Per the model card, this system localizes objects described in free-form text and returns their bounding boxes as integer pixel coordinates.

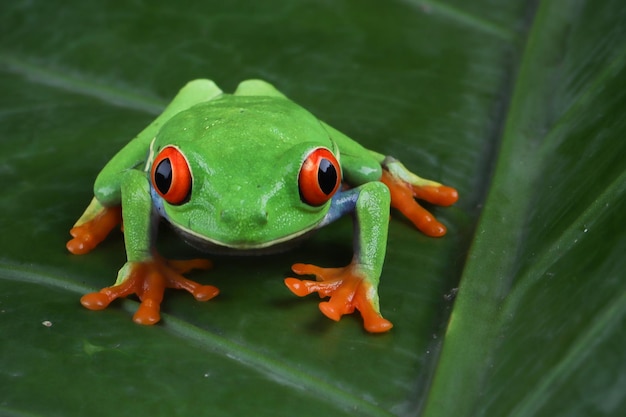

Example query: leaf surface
[1,1,624,416]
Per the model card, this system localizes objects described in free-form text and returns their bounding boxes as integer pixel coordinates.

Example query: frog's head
[147,96,342,254]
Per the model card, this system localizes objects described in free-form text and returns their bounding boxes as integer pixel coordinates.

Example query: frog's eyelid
[145,137,158,172]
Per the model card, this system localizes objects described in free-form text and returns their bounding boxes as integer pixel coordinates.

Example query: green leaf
[0,1,623,416]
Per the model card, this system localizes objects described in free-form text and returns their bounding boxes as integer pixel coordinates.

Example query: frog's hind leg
[67,198,122,255]
[380,157,458,237]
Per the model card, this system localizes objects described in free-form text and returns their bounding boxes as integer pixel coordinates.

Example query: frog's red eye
[151,146,192,205]
[298,148,341,206]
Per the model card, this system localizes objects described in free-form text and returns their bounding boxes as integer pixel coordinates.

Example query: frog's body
[68,79,458,333]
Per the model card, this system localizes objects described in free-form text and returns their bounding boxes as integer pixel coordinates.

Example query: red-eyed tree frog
[67,79,458,333]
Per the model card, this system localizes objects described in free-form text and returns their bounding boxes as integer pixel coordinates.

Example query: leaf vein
[0,54,166,115]
[508,290,626,417]
[537,44,626,157]
[402,0,518,41]
[509,167,626,298]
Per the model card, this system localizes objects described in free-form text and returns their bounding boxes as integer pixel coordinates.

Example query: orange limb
[67,206,122,255]
[379,170,458,237]
[285,263,393,333]
[81,257,217,325]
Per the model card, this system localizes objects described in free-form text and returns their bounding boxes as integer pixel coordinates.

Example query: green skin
[69,79,457,333]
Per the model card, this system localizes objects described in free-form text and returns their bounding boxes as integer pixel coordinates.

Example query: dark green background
[1,1,624,416]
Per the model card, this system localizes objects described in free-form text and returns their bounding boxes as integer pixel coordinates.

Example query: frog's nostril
[256,210,269,225]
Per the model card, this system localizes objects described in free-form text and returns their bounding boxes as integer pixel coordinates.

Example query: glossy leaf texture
[0,1,624,416]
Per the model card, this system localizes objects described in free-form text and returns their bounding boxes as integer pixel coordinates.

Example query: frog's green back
[156,95,336,158]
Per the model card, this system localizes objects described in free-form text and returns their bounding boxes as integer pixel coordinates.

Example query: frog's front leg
[81,256,216,324]
[285,183,393,333]
[79,170,219,324]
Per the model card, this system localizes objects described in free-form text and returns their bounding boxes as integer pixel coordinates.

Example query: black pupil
[318,159,337,195]
[155,158,172,194]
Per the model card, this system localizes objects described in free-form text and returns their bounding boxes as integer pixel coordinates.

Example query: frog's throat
[170,221,321,255]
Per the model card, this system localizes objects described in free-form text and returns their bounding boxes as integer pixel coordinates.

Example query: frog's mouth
[168,223,319,256]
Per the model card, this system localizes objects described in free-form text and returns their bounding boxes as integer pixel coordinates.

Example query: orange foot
[81,257,218,325]
[380,170,458,237]
[67,205,122,255]
[285,263,393,333]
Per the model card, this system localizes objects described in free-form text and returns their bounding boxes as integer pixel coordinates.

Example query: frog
[67,79,458,333]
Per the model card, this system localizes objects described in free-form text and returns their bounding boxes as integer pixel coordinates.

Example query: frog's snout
[219,207,269,227]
